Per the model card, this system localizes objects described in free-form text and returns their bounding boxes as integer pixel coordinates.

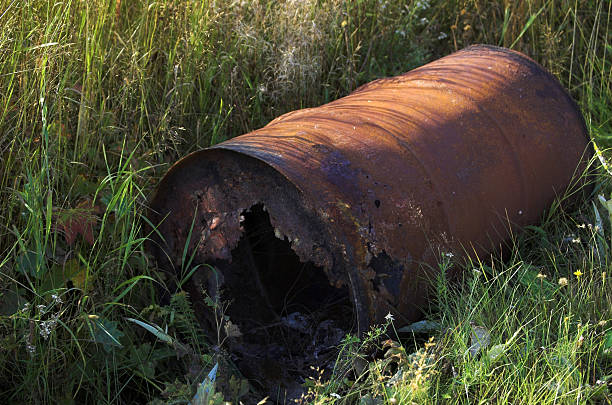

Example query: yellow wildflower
[573,270,583,279]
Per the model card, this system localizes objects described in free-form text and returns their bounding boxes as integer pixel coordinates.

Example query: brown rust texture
[148,45,591,330]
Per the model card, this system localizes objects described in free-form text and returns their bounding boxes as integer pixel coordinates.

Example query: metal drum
[148,45,591,333]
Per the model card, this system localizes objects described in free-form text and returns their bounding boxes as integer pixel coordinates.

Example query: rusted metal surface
[148,45,590,335]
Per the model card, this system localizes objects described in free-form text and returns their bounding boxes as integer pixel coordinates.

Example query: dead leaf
[63,258,88,289]
[224,320,243,338]
[56,200,97,246]
[40,258,90,293]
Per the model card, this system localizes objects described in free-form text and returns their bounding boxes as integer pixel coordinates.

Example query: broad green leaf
[16,251,46,278]
[125,317,173,344]
[487,344,507,362]
[0,290,27,316]
[130,343,156,379]
[89,317,124,352]
[604,330,612,358]
[41,258,89,293]
[468,324,491,357]
[605,330,612,350]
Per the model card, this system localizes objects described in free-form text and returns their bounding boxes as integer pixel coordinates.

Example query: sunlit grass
[0,0,610,403]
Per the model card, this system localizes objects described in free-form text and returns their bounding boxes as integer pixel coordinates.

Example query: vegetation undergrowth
[0,0,609,403]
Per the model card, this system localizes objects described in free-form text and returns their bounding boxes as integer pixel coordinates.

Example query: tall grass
[0,0,609,403]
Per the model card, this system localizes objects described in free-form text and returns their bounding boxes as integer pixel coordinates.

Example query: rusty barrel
[148,45,590,332]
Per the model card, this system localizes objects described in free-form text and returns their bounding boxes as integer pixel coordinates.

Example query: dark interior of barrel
[203,203,355,402]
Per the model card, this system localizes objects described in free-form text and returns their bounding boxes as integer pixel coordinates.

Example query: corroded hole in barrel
[205,203,354,398]
[150,151,359,399]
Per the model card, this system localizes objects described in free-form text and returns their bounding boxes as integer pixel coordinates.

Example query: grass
[0,0,610,403]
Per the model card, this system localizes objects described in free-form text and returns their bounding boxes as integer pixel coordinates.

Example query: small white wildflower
[43,327,51,338]
[395,29,406,37]
[415,0,430,10]
[444,252,454,258]
[330,393,341,399]
[21,302,30,312]
[39,324,51,340]
[562,234,581,244]
[51,294,62,304]
[37,304,46,313]
[437,32,448,40]
[419,17,429,25]
[385,312,395,322]
[257,83,266,94]
[26,343,36,355]
[39,316,58,340]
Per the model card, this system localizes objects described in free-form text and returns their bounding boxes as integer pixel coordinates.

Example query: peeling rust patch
[147,45,591,401]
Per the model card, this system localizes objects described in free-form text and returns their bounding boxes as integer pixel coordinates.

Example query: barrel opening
[211,203,354,398]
